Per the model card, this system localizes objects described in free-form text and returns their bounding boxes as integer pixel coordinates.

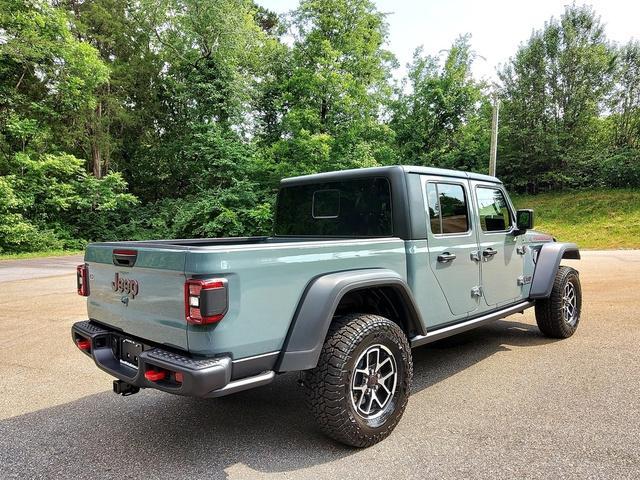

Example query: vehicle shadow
[411,317,558,392]
[0,318,556,479]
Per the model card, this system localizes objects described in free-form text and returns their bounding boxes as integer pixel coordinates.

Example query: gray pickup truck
[72,166,581,447]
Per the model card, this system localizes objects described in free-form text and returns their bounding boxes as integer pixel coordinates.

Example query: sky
[257,0,640,83]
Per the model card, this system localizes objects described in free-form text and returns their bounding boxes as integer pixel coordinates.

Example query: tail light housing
[77,264,89,296]
[185,278,228,325]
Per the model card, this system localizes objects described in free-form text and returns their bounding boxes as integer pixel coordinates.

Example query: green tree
[59,0,167,179]
[259,0,397,183]
[498,4,615,191]
[609,40,640,149]
[0,0,109,161]
[0,176,61,253]
[390,35,486,169]
[115,0,269,201]
[0,0,139,252]
[6,152,137,248]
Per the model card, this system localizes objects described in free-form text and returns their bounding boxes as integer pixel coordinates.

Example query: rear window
[275,177,393,237]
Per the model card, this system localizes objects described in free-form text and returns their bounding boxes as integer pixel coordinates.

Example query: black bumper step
[71,321,232,397]
[145,348,226,371]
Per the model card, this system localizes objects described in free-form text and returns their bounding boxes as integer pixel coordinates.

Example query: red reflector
[203,280,224,290]
[144,369,166,382]
[175,372,184,383]
[77,264,89,296]
[76,339,91,351]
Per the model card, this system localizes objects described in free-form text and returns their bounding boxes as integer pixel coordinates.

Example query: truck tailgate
[85,244,188,351]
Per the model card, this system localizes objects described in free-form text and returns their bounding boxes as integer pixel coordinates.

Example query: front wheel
[535,266,582,338]
[303,313,412,448]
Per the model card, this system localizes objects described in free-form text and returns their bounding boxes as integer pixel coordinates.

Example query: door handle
[482,248,498,258]
[437,252,457,263]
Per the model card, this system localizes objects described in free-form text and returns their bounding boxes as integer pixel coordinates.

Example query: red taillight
[144,369,166,382]
[184,278,228,325]
[77,264,89,296]
[76,338,91,351]
[175,372,184,383]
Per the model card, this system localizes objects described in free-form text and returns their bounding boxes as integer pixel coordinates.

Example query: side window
[425,182,470,235]
[312,189,340,218]
[426,183,441,234]
[476,187,513,232]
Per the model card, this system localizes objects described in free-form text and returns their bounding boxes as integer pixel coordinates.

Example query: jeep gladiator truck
[72,166,581,447]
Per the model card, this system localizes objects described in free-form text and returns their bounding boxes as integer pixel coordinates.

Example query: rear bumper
[71,321,274,398]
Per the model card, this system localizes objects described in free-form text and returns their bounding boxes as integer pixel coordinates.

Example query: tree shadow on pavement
[0,319,555,479]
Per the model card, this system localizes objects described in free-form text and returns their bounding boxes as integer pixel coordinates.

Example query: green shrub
[0,153,138,252]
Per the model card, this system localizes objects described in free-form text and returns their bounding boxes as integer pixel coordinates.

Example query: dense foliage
[498,5,639,192]
[0,1,638,252]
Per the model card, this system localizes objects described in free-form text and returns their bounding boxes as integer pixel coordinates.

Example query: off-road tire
[535,266,582,338]
[303,313,412,448]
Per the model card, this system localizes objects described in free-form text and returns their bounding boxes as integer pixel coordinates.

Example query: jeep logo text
[112,272,139,298]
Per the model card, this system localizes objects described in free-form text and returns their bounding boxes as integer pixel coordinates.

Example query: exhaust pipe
[113,379,140,396]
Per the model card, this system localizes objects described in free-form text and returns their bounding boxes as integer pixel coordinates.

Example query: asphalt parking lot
[0,251,639,479]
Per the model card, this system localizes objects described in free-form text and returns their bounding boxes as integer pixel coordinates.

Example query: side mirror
[515,209,534,234]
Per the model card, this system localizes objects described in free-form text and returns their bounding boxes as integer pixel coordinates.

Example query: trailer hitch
[113,379,140,396]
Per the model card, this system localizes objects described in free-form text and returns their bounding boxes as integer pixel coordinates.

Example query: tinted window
[275,177,392,237]
[313,189,340,218]
[426,183,440,234]
[476,187,512,232]
[426,182,469,234]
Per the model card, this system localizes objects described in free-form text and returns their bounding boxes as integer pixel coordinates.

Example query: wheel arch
[529,242,580,299]
[275,269,424,372]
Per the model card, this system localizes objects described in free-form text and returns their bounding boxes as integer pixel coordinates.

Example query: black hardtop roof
[280,165,501,186]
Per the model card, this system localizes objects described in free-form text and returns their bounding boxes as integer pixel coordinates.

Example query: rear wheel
[304,313,412,447]
[535,266,582,338]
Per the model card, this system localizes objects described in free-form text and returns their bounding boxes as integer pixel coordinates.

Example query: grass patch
[513,189,640,249]
[0,250,83,261]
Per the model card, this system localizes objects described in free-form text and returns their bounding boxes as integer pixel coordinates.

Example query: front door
[422,177,481,321]
[471,183,524,307]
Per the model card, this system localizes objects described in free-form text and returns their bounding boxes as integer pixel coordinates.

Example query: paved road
[0,252,639,479]
[0,255,83,283]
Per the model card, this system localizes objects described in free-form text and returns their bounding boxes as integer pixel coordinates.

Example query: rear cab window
[424,181,470,235]
[275,177,393,237]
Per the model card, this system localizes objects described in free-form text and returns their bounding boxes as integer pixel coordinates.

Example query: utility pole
[489,95,500,177]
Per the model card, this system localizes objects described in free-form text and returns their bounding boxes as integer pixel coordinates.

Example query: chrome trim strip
[232,351,279,364]
[410,301,534,348]
[206,370,275,398]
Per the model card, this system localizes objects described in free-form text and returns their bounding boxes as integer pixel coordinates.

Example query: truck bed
[84,236,408,359]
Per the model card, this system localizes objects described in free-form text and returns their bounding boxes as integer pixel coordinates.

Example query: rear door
[421,176,481,321]
[471,183,524,307]
[86,245,189,350]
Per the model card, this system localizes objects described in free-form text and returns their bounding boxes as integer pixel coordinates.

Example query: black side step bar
[410,301,534,348]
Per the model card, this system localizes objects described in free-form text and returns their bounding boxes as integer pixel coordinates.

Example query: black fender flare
[529,242,580,299]
[276,269,424,372]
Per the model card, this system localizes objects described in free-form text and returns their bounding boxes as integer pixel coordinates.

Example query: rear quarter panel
[184,238,407,358]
